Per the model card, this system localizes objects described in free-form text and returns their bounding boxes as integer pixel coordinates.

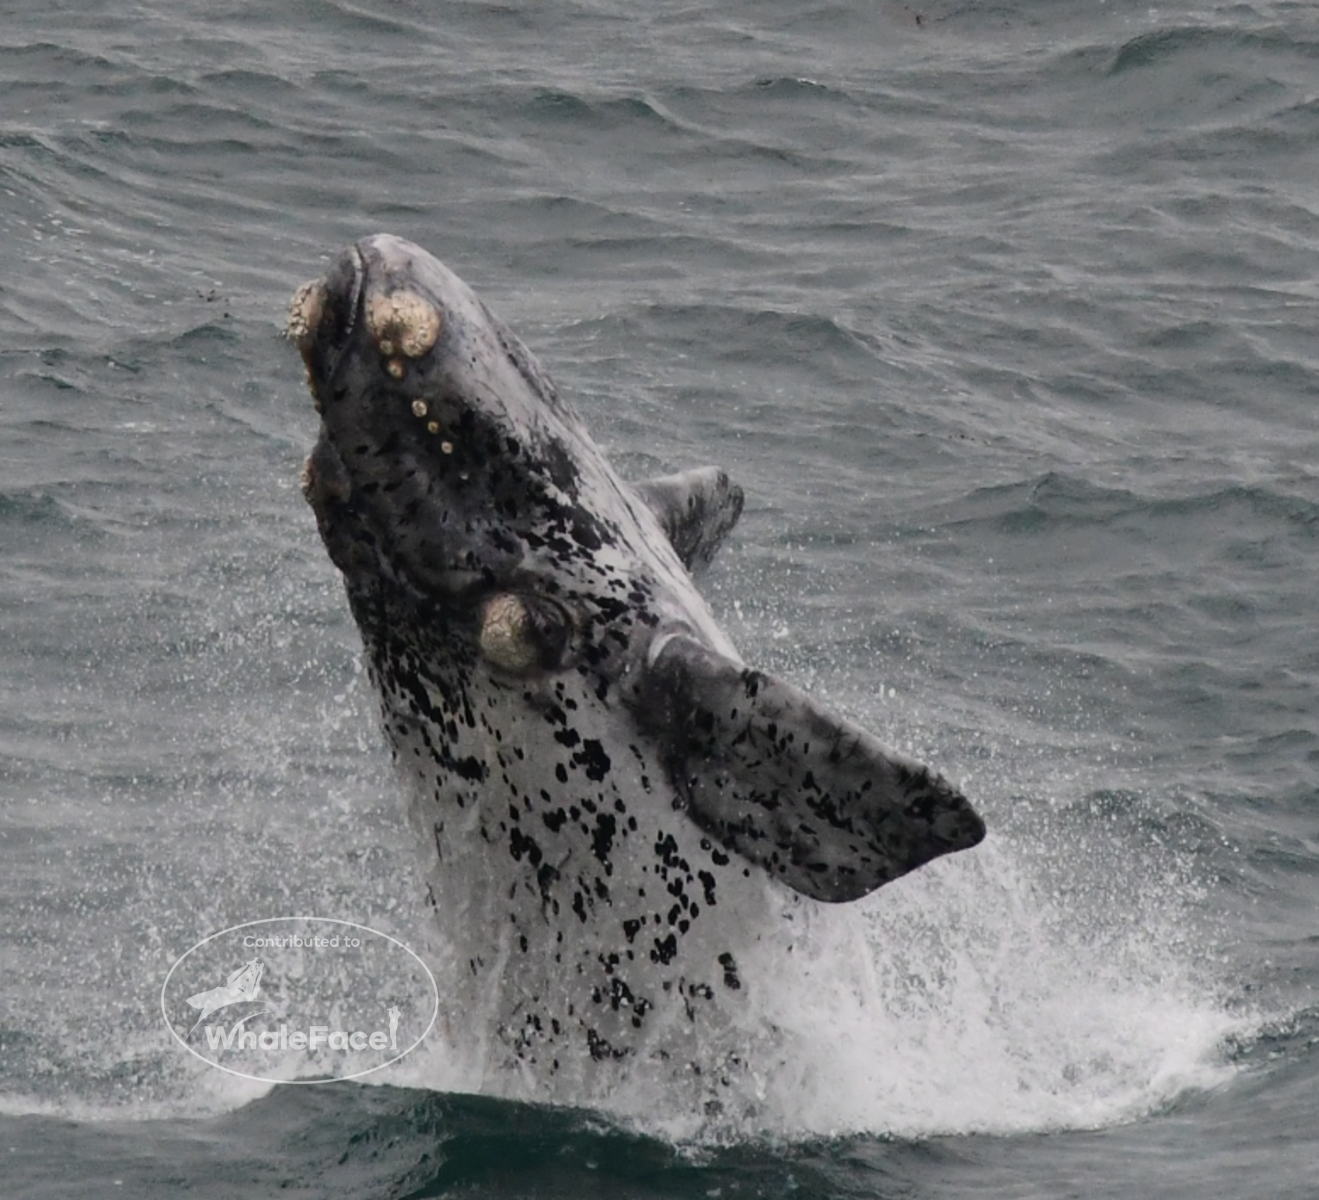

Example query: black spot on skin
[591,813,617,864]
[650,933,678,965]
[571,512,604,553]
[454,755,486,782]
[654,832,681,871]
[543,808,568,833]
[536,861,560,900]
[608,977,651,1023]
[575,739,611,782]
[586,1028,627,1061]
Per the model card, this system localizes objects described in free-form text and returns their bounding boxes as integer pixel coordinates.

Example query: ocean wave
[1108,23,1319,78]
[935,473,1319,535]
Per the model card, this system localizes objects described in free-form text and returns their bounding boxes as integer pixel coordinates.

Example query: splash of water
[389,791,1246,1142]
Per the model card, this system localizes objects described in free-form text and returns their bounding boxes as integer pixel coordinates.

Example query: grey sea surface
[2,0,1317,1195]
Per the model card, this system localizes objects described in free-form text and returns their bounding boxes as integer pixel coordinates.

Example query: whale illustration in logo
[185,958,265,1033]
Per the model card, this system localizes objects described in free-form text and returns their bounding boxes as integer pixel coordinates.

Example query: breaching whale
[289,235,984,1111]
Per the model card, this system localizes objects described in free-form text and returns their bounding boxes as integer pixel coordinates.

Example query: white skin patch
[364,286,441,359]
[286,280,325,353]
[478,594,539,673]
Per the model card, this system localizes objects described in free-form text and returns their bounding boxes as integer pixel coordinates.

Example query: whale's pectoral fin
[645,634,985,902]
[632,468,744,574]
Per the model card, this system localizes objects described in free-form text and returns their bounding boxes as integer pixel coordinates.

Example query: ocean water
[2,0,1318,1194]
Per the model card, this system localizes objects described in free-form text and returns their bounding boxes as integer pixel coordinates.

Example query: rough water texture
[1,0,1318,1197]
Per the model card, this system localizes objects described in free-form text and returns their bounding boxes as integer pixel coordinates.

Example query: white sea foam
[385,798,1247,1143]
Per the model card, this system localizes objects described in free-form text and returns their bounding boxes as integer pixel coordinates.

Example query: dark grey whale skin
[292,235,984,1099]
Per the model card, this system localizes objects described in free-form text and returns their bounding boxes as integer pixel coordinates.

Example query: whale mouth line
[324,243,367,385]
[288,244,368,409]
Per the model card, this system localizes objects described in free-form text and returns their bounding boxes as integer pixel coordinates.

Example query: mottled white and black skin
[291,235,984,1109]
